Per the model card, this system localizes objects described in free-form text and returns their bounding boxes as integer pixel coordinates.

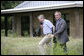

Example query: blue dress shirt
[42,19,54,35]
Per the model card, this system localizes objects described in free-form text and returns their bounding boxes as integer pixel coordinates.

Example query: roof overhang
[1,2,83,14]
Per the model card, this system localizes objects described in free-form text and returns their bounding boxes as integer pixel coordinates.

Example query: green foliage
[1,16,5,22]
[52,43,65,55]
[1,16,12,29]
[1,16,5,29]
[1,29,17,37]
[1,37,42,55]
[1,32,83,55]
[1,29,5,36]
[1,1,23,10]
[1,1,23,30]
[1,35,83,55]
[23,31,30,37]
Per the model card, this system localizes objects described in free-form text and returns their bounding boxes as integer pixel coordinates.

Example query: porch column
[16,15,21,36]
[5,16,8,37]
[30,13,33,37]
[12,16,16,33]
[74,7,80,38]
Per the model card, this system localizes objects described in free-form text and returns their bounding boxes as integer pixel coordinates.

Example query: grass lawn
[1,36,83,55]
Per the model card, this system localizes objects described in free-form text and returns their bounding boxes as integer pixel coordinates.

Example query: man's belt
[44,33,51,36]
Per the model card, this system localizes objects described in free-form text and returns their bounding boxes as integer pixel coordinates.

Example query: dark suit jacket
[54,18,69,44]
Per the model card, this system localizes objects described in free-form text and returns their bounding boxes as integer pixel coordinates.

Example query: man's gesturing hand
[50,34,54,38]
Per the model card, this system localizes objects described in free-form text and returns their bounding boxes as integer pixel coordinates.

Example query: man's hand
[50,34,54,38]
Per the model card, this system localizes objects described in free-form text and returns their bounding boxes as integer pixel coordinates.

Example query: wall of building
[32,8,74,37]
[79,8,83,38]
[13,7,83,38]
[14,14,21,36]
[32,8,83,38]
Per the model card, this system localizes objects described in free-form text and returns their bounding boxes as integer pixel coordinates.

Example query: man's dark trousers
[53,18,69,54]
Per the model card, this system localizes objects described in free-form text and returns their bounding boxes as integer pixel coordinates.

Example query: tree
[1,1,24,29]
[1,1,23,10]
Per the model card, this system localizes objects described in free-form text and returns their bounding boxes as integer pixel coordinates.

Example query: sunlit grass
[1,36,83,55]
[67,37,83,55]
[1,37,42,55]
[1,30,83,55]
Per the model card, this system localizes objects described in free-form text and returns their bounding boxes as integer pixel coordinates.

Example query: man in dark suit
[50,11,69,54]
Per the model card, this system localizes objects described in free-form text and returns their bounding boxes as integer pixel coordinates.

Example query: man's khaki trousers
[38,34,52,55]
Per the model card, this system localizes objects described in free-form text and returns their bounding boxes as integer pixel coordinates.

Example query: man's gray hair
[38,14,45,19]
[54,11,61,16]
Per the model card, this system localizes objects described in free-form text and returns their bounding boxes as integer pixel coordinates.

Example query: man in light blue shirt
[43,19,54,35]
[38,14,55,55]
